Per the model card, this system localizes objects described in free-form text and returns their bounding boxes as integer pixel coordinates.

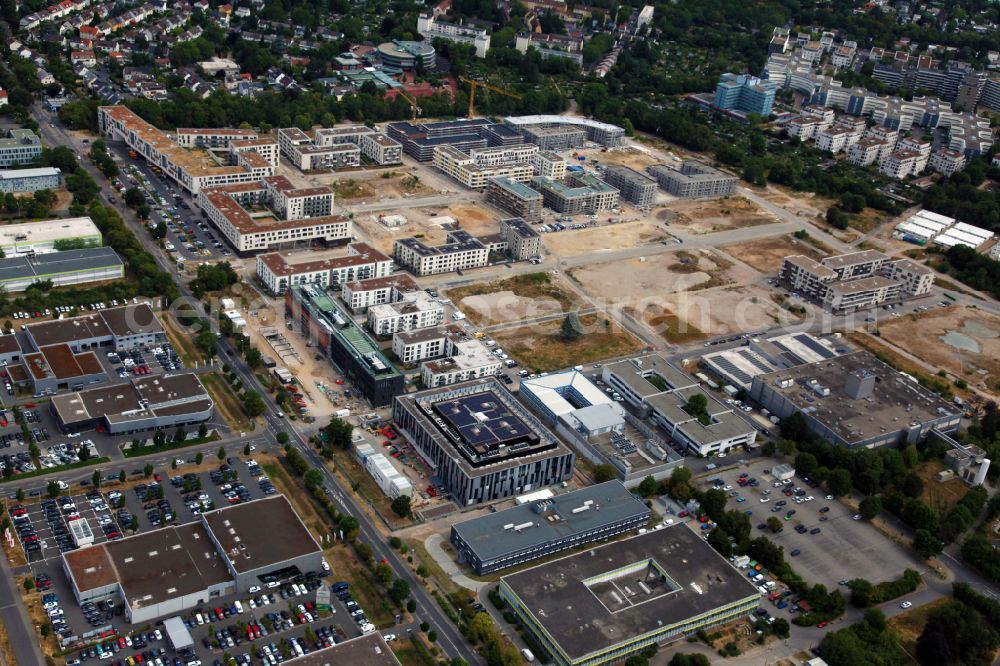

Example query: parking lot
[705,460,923,591]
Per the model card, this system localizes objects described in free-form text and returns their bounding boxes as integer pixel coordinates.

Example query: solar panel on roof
[793,334,837,360]
[736,350,773,374]
[708,356,753,385]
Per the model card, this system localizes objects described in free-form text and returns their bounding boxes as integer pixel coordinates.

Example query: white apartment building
[432,145,536,189]
[831,43,857,69]
[879,150,927,179]
[393,233,490,276]
[417,14,490,58]
[255,243,391,295]
[263,176,335,220]
[359,133,403,165]
[392,326,450,364]
[342,274,420,313]
[420,338,502,388]
[865,125,899,148]
[175,128,258,148]
[847,138,892,167]
[816,125,862,153]
[929,149,967,176]
[230,139,279,166]
[98,106,276,194]
[367,291,445,337]
[529,150,567,179]
[885,258,935,296]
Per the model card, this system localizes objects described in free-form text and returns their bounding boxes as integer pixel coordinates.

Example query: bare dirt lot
[656,284,803,337]
[571,145,660,172]
[877,305,1000,393]
[352,201,503,254]
[570,250,734,303]
[493,314,643,372]
[657,196,776,234]
[543,220,670,257]
[750,183,834,221]
[442,202,503,236]
[721,234,830,274]
[284,166,439,202]
[445,272,579,326]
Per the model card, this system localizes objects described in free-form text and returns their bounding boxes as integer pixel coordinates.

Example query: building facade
[646,162,737,198]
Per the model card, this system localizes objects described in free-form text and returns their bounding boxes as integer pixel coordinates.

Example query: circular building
[377,40,436,72]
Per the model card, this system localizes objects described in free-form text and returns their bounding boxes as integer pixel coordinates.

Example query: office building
[749,351,962,448]
[376,40,437,71]
[367,291,445,337]
[504,116,625,148]
[23,343,107,395]
[386,119,495,161]
[0,246,124,292]
[646,162,737,198]
[256,243,392,295]
[601,355,757,456]
[451,481,649,574]
[342,274,420,314]
[52,373,213,434]
[531,175,619,215]
[499,217,541,260]
[701,332,844,392]
[392,378,575,505]
[416,14,490,58]
[0,129,42,168]
[393,231,489,276]
[286,284,403,406]
[499,527,761,666]
[197,176,351,255]
[601,165,657,208]
[63,495,323,624]
[0,167,60,193]
[98,107,277,194]
[277,127,362,171]
[713,73,777,117]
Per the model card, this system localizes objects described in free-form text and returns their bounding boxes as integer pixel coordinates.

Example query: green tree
[143,463,154,477]
[637,475,658,497]
[78,446,91,462]
[560,312,584,341]
[766,517,783,533]
[391,494,412,518]
[772,618,790,638]
[901,473,924,499]
[303,468,323,490]
[242,390,266,417]
[795,452,818,477]
[389,578,411,605]
[374,562,393,584]
[92,469,101,488]
[827,468,853,496]
[323,417,353,450]
[199,423,208,439]
[913,529,944,559]
[47,480,61,498]
[15,488,24,501]
[23,577,34,592]
[217,446,226,461]
[859,495,882,520]
[195,452,204,465]
[243,443,251,455]
[593,464,617,483]
[119,469,126,482]
[276,432,290,445]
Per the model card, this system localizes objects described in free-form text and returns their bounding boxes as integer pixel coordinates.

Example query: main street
[31,109,483,665]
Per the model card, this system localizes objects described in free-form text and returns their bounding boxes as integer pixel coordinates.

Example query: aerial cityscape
[1,0,1000,664]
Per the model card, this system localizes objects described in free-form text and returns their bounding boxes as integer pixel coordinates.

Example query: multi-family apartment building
[778,250,934,311]
[198,176,350,254]
[368,291,445,337]
[256,243,391,295]
[386,119,495,161]
[277,127,361,171]
[879,149,926,179]
[432,145,535,189]
[816,125,862,153]
[486,176,544,222]
[846,137,893,167]
[529,150,567,179]
[531,174,620,214]
[417,14,490,58]
[503,115,626,148]
[929,149,967,176]
[514,32,584,65]
[392,326,450,365]
[175,128,258,148]
[419,338,503,388]
[358,133,403,165]
[601,165,657,208]
[98,106,276,194]
[342,274,420,313]
[499,217,541,261]
[393,231,489,276]
[646,161,737,199]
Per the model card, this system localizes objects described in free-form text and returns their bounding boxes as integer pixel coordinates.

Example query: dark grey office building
[392,378,575,506]
[450,481,649,574]
[646,161,738,198]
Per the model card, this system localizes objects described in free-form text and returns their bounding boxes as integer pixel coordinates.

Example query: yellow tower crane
[459,77,522,119]
[396,90,420,122]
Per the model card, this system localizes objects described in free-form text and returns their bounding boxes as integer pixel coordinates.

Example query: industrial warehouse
[749,350,963,448]
[392,378,575,505]
[450,481,650,574]
[499,526,761,666]
[62,495,324,624]
[0,246,123,292]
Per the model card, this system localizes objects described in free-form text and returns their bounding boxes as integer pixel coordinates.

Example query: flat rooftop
[51,373,211,426]
[285,633,400,666]
[756,350,960,444]
[24,344,103,381]
[64,521,231,608]
[501,526,760,662]
[0,216,100,248]
[258,243,389,278]
[604,356,696,398]
[0,246,122,285]
[25,303,161,347]
[201,495,321,574]
[452,481,649,562]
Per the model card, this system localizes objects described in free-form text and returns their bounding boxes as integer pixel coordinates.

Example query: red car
[678,511,690,518]
[816,621,828,629]
[153,473,162,481]
[215,608,224,620]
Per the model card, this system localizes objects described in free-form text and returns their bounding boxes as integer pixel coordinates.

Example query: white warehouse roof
[520,370,612,419]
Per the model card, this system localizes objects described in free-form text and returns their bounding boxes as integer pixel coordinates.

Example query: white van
[521,649,536,663]
[234,600,244,614]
